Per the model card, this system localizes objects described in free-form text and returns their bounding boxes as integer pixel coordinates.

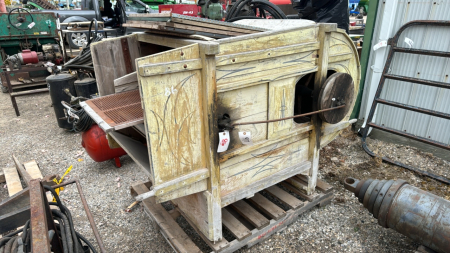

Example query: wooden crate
[89,20,360,243]
[131,176,333,253]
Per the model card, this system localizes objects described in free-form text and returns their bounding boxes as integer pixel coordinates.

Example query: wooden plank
[215,41,319,67]
[247,193,285,220]
[114,71,138,93]
[222,208,251,241]
[91,34,140,96]
[165,22,246,37]
[23,160,43,179]
[264,185,304,210]
[153,168,209,197]
[307,23,336,194]
[221,161,311,207]
[281,180,319,202]
[316,178,334,194]
[3,167,23,196]
[137,33,200,49]
[217,26,318,56]
[199,43,223,242]
[230,200,269,229]
[168,209,181,220]
[171,17,259,34]
[132,183,202,253]
[138,58,203,77]
[296,175,333,194]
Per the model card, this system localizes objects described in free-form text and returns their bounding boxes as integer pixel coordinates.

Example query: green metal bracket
[350,0,380,119]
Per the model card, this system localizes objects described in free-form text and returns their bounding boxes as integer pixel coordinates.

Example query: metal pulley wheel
[318,72,354,124]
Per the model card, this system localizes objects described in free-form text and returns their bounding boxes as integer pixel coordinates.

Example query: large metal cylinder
[344,177,450,253]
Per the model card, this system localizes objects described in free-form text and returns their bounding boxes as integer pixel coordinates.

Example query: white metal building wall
[359,0,450,145]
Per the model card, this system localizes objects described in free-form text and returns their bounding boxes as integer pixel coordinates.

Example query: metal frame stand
[361,20,450,185]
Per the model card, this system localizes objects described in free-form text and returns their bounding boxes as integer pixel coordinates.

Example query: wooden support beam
[307,23,336,194]
[222,208,251,240]
[199,42,223,241]
[264,185,304,210]
[230,200,269,229]
[247,193,286,220]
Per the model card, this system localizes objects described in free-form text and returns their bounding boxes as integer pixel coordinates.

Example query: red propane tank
[19,50,39,64]
[81,125,127,167]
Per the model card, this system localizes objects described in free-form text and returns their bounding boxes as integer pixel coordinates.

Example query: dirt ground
[1,91,449,253]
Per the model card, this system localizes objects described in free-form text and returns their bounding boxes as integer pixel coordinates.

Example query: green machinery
[0,9,63,116]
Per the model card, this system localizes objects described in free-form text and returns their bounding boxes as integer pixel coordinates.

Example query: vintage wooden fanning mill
[82,20,360,249]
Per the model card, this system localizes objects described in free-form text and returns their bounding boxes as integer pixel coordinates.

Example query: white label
[404,37,414,48]
[28,22,35,29]
[373,40,387,51]
[15,22,22,27]
[239,131,253,145]
[41,31,48,35]
[217,130,230,153]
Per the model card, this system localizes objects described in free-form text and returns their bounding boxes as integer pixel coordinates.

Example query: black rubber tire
[251,0,287,19]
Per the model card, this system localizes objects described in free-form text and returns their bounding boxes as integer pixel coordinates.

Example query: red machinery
[81,125,127,167]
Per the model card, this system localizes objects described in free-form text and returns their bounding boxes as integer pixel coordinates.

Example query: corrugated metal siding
[360,0,450,145]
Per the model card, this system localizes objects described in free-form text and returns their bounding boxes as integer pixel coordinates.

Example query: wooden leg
[307,24,336,194]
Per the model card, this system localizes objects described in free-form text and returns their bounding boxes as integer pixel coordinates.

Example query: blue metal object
[349,0,361,15]
[344,177,450,253]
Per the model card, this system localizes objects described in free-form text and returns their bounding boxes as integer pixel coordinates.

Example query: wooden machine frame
[87,21,360,245]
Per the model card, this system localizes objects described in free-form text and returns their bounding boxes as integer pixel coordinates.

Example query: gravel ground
[1,91,449,253]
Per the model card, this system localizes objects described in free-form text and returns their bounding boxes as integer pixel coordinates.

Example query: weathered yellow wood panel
[136,43,200,67]
[140,70,205,184]
[268,77,296,139]
[217,83,268,151]
[216,51,316,87]
[217,27,318,55]
[220,135,309,197]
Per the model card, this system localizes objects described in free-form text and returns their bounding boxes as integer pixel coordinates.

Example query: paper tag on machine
[239,131,253,145]
[217,130,230,153]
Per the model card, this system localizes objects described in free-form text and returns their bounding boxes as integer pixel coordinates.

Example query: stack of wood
[2,155,55,197]
[123,13,267,39]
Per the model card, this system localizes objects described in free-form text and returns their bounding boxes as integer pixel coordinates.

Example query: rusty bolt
[181,52,184,56]
[183,64,187,69]
[232,59,235,62]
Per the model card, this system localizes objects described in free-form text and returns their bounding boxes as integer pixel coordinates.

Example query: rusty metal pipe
[344,177,450,253]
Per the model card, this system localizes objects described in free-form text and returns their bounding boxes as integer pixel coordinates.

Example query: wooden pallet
[131,176,333,253]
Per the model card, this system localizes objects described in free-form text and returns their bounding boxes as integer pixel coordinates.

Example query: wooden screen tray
[81,89,143,133]
[131,177,334,253]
